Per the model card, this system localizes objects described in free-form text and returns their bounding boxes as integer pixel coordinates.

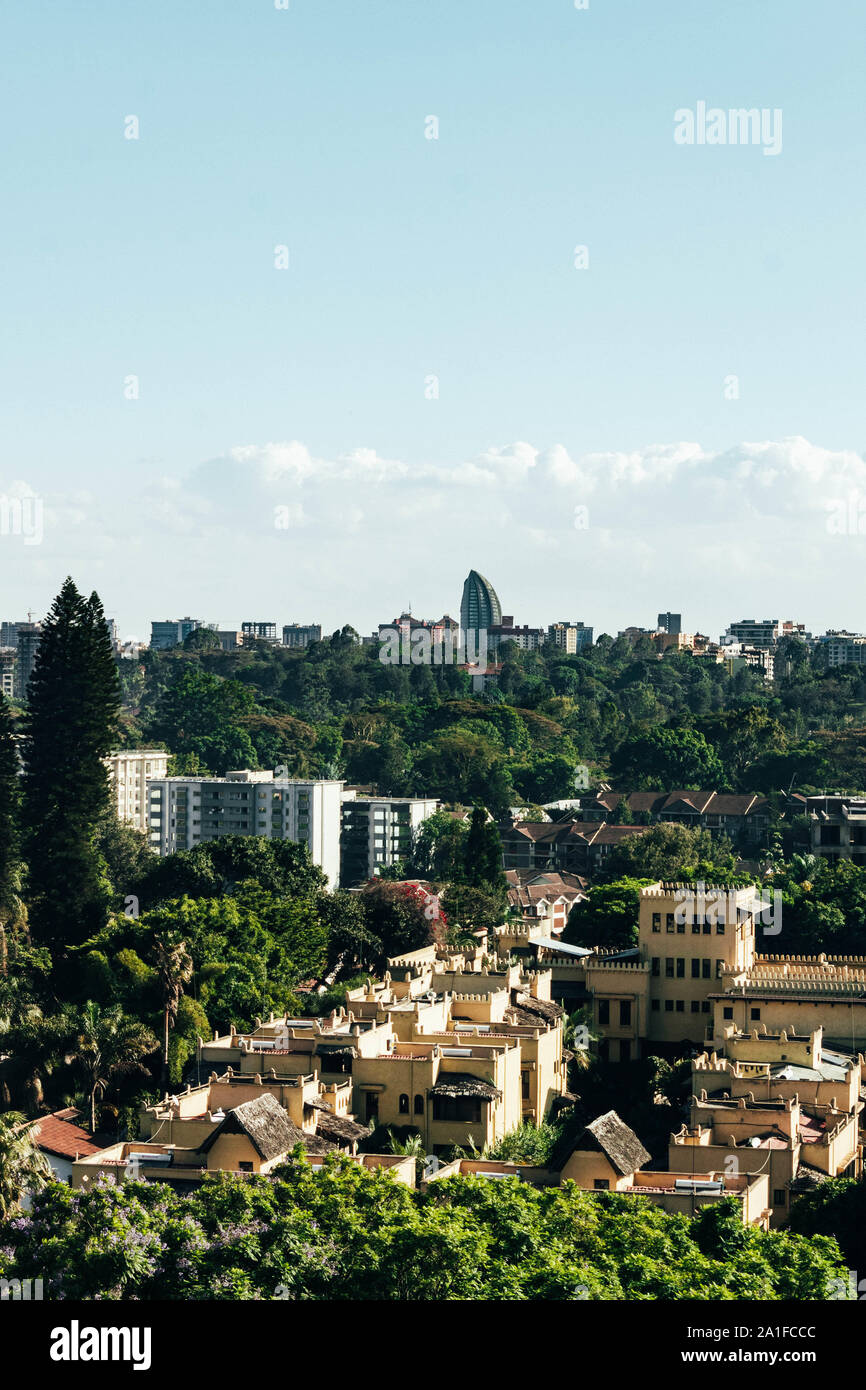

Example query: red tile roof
[30,1113,101,1160]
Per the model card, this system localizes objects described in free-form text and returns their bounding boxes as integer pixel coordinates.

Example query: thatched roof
[199,1093,307,1162]
[312,1109,370,1147]
[429,1073,501,1101]
[550,1109,650,1176]
[506,991,564,1028]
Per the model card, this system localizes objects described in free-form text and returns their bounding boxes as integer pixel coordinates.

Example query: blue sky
[0,0,864,640]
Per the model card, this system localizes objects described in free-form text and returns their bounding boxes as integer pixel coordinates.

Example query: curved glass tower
[460,570,502,633]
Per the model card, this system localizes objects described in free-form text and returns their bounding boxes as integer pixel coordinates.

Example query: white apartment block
[340,792,439,885]
[147,770,344,888]
[106,749,170,833]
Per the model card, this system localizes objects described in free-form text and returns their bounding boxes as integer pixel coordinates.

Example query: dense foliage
[0,1158,849,1301]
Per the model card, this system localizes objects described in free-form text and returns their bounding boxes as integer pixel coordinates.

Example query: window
[692,921,701,935]
[238,1161,254,1173]
[691,1001,701,1013]
[652,912,661,932]
[702,960,711,979]
[521,1071,531,1099]
[702,922,711,935]
[676,958,685,978]
[432,1096,482,1124]
[723,1006,734,1020]
[773,1189,786,1206]
[750,1008,761,1021]
[651,957,660,977]
[664,1000,673,1012]
[701,1002,711,1013]
[665,959,674,978]
[399,1093,409,1114]
[414,1094,424,1115]
[365,1093,379,1122]
[691,960,701,979]
[620,1000,631,1026]
[665,915,674,934]
[716,921,725,935]
[675,1000,684,1012]
[593,1179,610,1190]
[598,1000,610,1025]
[716,960,724,979]
[651,999,660,1012]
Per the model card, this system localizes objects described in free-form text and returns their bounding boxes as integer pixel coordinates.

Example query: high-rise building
[657,612,682,636]
[242,622,278,644]
[106,749,171,833]
[0,622,20,648]
[150,618,206,650]
[548,622,594,653]
[340,791,439,885]
[0,648,15,699]
[723,619,780,649]
[15,623,41,698]
[147,770,344,888]
[460,570,502,635]
[283,624,322,648]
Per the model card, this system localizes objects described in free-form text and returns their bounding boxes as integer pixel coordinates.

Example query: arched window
[414,1094,424,1115]
[399,1093,410,1114]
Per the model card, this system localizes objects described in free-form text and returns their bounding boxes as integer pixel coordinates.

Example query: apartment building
[815,631,866,667]
[197,944,566,1154]
[670,1093,860,1226]
[105,749,170,833]
[723,619,781,648]
[14,622,41,698]
[339,791,439,885]
[657,612,682,636]
[242,621,278,643]
[283,623,322,648]
[0,647,15,699]
[500,819,648,877]
[576,788,770,846]
[807,794,866,864]
[147,770,344,888]
[150,618,207,650]
[547,622,593,653]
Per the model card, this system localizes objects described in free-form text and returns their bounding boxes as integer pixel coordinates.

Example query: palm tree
[387,1129,428,1181]
[0,1111,52,1219]
[64,1001,158,1132]
[149,932,193,1092]
[563,1007,596,1075]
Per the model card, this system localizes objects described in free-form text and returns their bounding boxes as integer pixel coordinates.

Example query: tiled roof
[30,1113,101,1160]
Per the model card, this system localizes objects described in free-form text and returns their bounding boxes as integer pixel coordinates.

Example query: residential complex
[339,791,439,885]
[807,794,866,863]
[147,770,344,888]
[106,749,170,833]
[283,623,322,648]
[150,617,207,649]
[575,787,770,846]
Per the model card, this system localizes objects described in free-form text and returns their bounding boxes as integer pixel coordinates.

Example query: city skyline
[0,3,864,638]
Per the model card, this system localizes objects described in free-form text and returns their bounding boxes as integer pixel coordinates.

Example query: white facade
[148,771,344,889]
[106,749,170,832]
[340,791,439,884]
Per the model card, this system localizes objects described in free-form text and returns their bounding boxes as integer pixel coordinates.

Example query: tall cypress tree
[464,803,506,891]
[22,579,121,952]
